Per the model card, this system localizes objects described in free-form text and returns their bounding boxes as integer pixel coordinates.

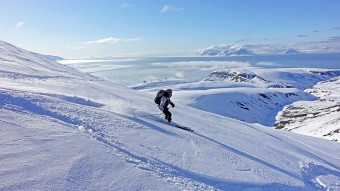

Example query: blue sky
[1,0,340,58]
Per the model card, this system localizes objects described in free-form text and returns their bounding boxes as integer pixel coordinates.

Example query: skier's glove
[170,103,175,108]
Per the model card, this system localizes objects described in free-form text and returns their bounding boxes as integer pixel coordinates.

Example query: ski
[137,112,194,132]
[169,122,194,132]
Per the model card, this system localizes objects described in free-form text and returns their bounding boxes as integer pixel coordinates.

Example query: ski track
[135,116,307,190]
[0,88,313,190]
[1,87,339,190]
[0,89,220,190]
[86,118,305,191]
[89,131,219,191]
[134,109,340,190]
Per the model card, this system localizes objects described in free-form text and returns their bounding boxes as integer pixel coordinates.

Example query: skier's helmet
[165,89,173,97]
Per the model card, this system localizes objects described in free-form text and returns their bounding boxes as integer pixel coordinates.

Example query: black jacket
[159,92,174,111]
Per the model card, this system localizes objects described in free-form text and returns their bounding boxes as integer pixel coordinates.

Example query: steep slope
[0,40,151,115]
[275,76,340,141]
[1,41,340,190]
[202,68,340,89]
[136,68,340,126]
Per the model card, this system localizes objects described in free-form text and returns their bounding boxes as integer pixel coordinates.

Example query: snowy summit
[281,48,301,55]
[200,44,255,56]
[1,40,340,190]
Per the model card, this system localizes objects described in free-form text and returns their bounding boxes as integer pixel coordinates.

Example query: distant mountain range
[281,48,300,55]
[135,67,340,140]
[200,44,255,56]
[200,44,303,56]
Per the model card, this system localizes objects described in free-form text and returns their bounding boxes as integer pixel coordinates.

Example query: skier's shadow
[127,116,178,137]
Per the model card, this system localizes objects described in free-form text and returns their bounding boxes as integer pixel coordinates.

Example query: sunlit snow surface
[1,40,340,190]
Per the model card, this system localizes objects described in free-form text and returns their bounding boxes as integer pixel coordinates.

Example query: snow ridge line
[0,90,85,127]
[282,134,340,161]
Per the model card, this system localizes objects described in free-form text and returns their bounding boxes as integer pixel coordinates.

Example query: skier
[155,89,175,123]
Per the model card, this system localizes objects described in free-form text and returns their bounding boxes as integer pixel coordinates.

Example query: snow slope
[275,76,340,141]
[133,68,340,126]
[1,40,340,190]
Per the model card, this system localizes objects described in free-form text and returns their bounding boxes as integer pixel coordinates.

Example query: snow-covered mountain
[203,69,340,89]
[281,48,301,55]
[200,44,255,56]
[40,54,64,61]
[219,46,254,56]
[200,44,308,56]
[199,45,227,56]
[204,70,259,82]
[1,40,340,190]
[135,68,340,127]
[274,76,340,141]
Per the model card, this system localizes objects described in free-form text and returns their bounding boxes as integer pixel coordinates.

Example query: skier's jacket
[154,90,174,111]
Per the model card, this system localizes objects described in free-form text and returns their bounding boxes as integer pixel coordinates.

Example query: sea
[60,54,340,86]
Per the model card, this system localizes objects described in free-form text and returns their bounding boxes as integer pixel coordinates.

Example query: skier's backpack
[154,90,165,105]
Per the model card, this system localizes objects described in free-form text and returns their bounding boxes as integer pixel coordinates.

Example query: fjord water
[68,54,340,86]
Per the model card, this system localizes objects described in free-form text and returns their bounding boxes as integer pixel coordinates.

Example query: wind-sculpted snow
[203,68,340,89]
[137,68,340,127]
[299,161,340,190]
[204,71,258,82]
[3,89,339,190]
[1,40,340,190]
[186,89,315,126]
[275,76,340,141]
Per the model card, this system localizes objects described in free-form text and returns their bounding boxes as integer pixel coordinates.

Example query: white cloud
[292,36,340,53]
[255,62,280,67]
[151,61,251,71]
[246,44,285,54]
[16,22,25,28]
[175,71,185,78]
[160,5,184,13]
[58,59,137,65]
[85,37,141,44]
